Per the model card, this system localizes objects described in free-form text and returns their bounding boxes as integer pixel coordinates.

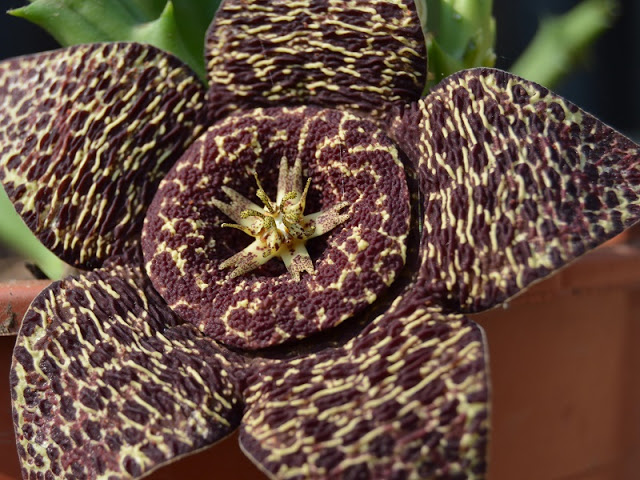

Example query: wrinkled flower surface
[1,1,640,479]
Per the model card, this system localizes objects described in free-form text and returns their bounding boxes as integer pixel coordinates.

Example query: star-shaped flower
[1,1,640,479]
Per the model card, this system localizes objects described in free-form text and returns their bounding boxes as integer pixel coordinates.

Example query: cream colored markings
[207,0,425,119]
[154,195,208,278]
[155,121,260,282]
[242,308,487,479]
[472,74,584,290]
[0,44,206,266]
[420,79,526,298]
[12,265,241,479]
[309,115,409,296]
[304,111,407,303]
[411,70,623,309]
[152,111,276,343]
[146,107,411,348]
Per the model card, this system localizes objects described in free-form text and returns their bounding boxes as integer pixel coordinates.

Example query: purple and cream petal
[388,68,640,312]
[240,297,489,479]
[11,261,244,479]
[206,0,427,122]
[0,43,208,269]
[142,106,411,349]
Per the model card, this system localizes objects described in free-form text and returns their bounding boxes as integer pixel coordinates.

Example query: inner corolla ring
[142,106,411,350]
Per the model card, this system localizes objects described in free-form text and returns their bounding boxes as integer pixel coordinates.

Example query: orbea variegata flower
[1,1,639,479]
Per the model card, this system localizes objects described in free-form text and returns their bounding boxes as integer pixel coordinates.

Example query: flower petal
[388,68,640,312]
[0,43,208,269]
[206,0,427,121]
[11,259,244,478]
[241,297,488,479]
[143,106,411,350]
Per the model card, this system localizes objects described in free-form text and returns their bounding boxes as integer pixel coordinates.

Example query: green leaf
[510,0,617,89]
[172,0,222,66]
[417,0,496,90]
[0,185,66,280]
[9,0,222,81]
[120,0,166,19]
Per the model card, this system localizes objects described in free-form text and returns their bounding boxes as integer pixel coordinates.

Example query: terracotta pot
[0,280,51,335]
[473,244,640,480]
[0,245,639,479]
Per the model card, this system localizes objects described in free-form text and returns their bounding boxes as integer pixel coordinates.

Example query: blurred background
[494,0,640,138]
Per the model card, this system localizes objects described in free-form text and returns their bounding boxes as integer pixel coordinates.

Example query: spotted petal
[206,0,427,122]
[143,106,411,350]
[11,259,244,478]
[388,68,640,312]
[241,297,488,479]
[0,43,208,269]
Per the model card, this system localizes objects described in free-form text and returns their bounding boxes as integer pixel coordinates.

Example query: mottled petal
[0,43,208,269]
[277,156,303,204]
[241,297,489,479]
[307,201,351,238]
[388,68,640,312]
[212,186,265,226]
[281,242,315,282]
[219,238,274,278]
[143,107,411,349]
[206,0,427,122]
[11,260,244,479]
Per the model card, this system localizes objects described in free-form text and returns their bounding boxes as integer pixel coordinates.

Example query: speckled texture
[0,43,208,269]
[388,68,640,313]
[241,296,488,480]
[11,256,245,479]
[4,4,640,479]
[206,0,427,122]
[142,106,410,350]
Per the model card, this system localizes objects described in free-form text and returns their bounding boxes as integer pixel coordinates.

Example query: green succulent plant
[10,0,221,80]
[417,0,496,89]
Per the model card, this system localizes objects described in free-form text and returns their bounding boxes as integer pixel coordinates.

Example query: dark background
[493,0,640,138]
[0,0,638,136]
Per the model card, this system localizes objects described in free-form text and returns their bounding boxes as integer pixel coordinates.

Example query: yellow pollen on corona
[212,157,350,281]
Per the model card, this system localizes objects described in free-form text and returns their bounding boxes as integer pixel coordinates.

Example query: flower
[2,0,640,479]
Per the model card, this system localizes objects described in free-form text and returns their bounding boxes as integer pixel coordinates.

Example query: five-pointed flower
[1,1,640,479]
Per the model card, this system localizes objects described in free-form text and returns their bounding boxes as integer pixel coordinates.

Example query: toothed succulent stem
[418,0,496,90]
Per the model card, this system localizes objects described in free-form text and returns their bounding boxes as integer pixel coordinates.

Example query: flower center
[142,106,411,350]
[212,157,349,281]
